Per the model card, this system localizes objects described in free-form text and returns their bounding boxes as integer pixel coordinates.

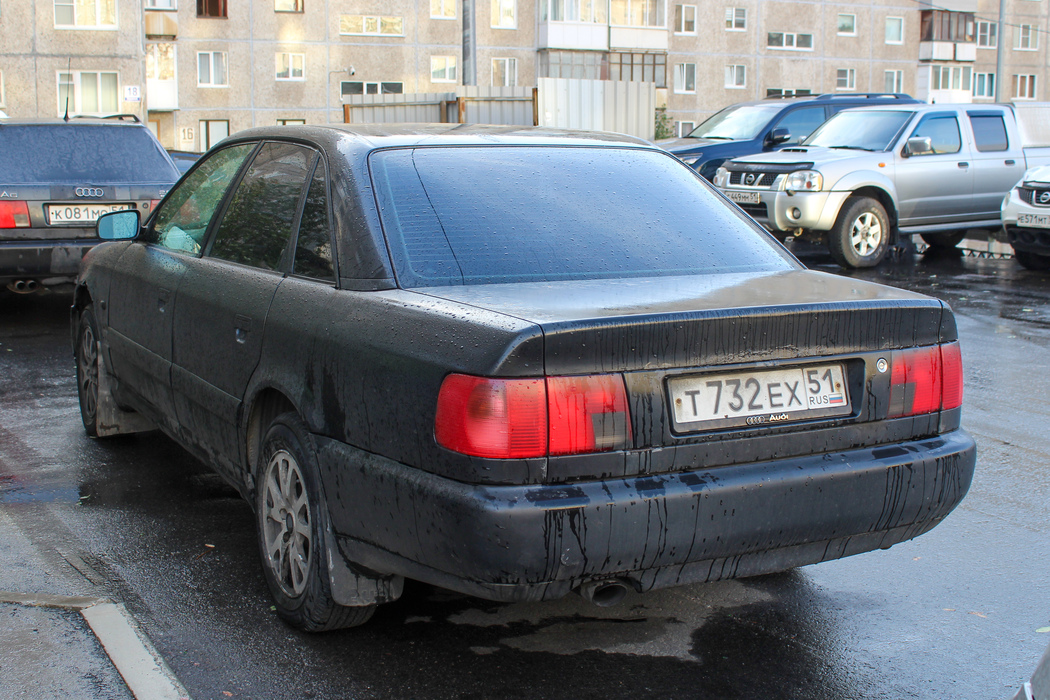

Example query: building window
[973,72,995,98]
[767,32,814,50]
[431,0,455,19]
[724,64,745,88]
[492,58,518,86]
[275,0,303,12]
[608,52,666,87]
[884,69,903,93]
[539,50,603,79]
[677,121,694,136]
[339,15,404,35]
[277,119,306,125]
[431,56,458,83]
[543,0,607,21]
[885,17,903,44]
[197,51,228,87]
[57,71,119,116]
[197,0,226,18]
[1016,24,1038,50]
[276,53,305,80]
[147,43,177,81]
[930,65,971,91]
[919,10,974,42]
[1013,74,1036,100]
[341,81,404,96]
[492,0,516,27]
[54,0,116,28]
[0,72,5,108]
[725,7,746,30]
[610,0,666,28]
[146,0,177,9]
[766,88,812,97]
[977,21,997,48]
[836,68,856,90]
[837,14,856,36]
[199,119,229,151]
[674,63,696,92]
[674,4,696,34]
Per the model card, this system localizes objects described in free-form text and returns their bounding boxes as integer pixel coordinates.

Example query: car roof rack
[71,113,142,123]
[810,93,911,100]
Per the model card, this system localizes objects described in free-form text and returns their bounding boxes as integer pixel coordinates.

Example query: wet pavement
[1,244,1049,700]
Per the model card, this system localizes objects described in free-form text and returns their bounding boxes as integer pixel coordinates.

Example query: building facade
[1,0,1048,148]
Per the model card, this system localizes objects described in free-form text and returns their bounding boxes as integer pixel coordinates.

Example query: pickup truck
[714,103,1050,268]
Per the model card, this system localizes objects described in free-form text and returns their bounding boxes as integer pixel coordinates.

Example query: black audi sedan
[72,125,976,631]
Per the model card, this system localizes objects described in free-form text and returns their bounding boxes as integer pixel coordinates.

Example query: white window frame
[431,56,458,83]
[54,0,117,29]
[274,0,303,12]
[973,72,996,98]
[930,65,972,91]
[146,42,178,82]
[836,68,856,91]
[885,17,903,45]
[677,121,695,137]
[725,7,746,31]
[197,51,228,87]
[146,0,177,10]
[56,70,120,116]
[767,32,814,50]
[674,63,696,93]
[837,14,856,36]
[674,4,696,34]
[277,118,306,125]
[339,15,405,36]
[199,119,229,152]
[1015,24,1038,50]
[275,52,305,81]
[431,0,456,19]
[0,71,5,109]
[491,0,516,28]
[491,57,518,86]
[1013,74,1037,100]
[884,69,903,93]
[724,64,746,89]
[610,0,667,28]
[341,81,405,96]
[977,21,997,49]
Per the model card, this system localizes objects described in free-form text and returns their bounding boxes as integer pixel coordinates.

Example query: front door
[895,112,974,227]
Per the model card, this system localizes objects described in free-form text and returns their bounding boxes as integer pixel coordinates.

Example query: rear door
[967,110,1024,219]
[895,112,974,226]
[169,141,320,479]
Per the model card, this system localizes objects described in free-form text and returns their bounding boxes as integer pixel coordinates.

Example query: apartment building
[2,0,1048,149]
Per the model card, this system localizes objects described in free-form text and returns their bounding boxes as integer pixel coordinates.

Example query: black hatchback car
[0,118,179,292]
[73,125,976,631]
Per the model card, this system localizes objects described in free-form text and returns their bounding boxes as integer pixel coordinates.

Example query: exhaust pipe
[6,280,40,294]
[576,579,631,608]
[25,280,38,292]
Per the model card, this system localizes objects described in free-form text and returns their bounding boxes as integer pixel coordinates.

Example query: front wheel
[1015,250,1050,271]
[256,412,376,631]
[828,197,891,269]
[75,306,101,438]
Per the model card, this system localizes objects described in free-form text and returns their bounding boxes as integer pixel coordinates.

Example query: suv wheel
[828,197,891,269]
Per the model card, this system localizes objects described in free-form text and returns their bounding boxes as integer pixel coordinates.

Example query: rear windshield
[0,124,180,183]
[370,146,795,288]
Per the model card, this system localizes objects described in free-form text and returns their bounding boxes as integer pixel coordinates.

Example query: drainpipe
[462,0,477,86]
[994,0,1005,101]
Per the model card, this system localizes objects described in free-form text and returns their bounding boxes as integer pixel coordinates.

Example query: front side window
[197,51,228,87]
[973,72,996,98]
[836,68,856,90]
[674,4,696,33]
[55,0,116,28]
[57,71,119,116]
[885,17,903,44]
[675,63,696,92]
[725,7,745,30]
[209,142,317,271]
[837,14,856,35]
[610,0,666,28]
[431,56,458,83]
[1016,24,1038,50]
[148,143,254,254]
[977,21,997,48]
[274,0,303,12]
[492,0,516,27]
[276,53,305,80]
[431,0,455,18]
[197,0,226,18]
[1014,74,1037,100]
[724,64,745,89]
[773,106,825,144]
[767,32,813,50]
[885,69,903,93]
[909,116,961,155]
[339,15,404,35]
[492,58,518,86]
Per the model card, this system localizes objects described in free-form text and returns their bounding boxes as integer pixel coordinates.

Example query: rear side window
[969,114,1009,152]
[370,146,794,288]
[0,125,179,183]
[292,165,336,281]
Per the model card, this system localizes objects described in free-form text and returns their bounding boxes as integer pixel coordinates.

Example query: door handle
[957,162,969,168]
[1006,159,1016,166]
[234,314,252,344]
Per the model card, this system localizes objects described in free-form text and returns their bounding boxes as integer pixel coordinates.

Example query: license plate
[668,363,851,432]
[725,190,761,205]
[1017,212,1050,229]
[47,203,133,224]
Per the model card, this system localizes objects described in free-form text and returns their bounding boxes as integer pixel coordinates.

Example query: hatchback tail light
[0,201,30,229]
[436,373,632,459]
[888,343,963,418]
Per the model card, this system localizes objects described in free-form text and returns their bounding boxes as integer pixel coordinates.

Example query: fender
[829,170,900,217]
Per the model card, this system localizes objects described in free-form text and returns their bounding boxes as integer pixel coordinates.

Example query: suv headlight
[713,166,730,188]
[785,170,823,192]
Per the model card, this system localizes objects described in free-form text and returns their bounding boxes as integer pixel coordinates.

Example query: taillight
[888,343,963,418]
[436,373,632,459]
[0,201,30,229]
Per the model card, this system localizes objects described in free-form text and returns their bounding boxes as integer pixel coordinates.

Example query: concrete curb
[0,591,192,700]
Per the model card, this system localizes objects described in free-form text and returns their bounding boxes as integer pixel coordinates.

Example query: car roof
[731,94,918,110]
[0,116,150,128]
[837,102,1009,114]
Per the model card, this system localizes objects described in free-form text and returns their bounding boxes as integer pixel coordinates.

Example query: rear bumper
[0,239,97,283]
[318,429,976,602]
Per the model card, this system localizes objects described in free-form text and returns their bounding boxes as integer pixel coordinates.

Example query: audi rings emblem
[1039,191,1050,205]
[744,173,758,186]
[75,187,105,197]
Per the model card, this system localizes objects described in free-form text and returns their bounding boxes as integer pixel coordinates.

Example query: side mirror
[904,136,934,158]
[769,126,791,145]
[97,209,140,240]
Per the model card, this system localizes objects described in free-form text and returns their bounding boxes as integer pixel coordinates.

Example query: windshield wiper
[826,145,877,151]
[696,135,734,140]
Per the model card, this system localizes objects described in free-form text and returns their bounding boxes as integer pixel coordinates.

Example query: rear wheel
[828,197,891,269]
[921,231,967,249]
[75,306,101,438]
[256,412,376,631]
[1015,250,1050,271]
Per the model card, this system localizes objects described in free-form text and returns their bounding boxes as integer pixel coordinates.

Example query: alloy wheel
[849,212,883,258]
[261,450,313,597]
[78,323,99,419]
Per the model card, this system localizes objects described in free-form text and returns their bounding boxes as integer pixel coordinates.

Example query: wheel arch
[847,186,899,234]
[245,387,297,493]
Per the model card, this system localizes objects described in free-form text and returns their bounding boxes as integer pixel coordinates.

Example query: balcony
[538,21,609,50]
[609,26,668,51]
[147,80,178,111]
[919,41,976,62]
[145,11,177,38]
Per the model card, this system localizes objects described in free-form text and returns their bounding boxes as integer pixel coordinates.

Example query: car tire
[1015,250,1050,271]
[920,231,967,249]
[828,197,891,269]
[255,412,376,632]
[75,305,102,438]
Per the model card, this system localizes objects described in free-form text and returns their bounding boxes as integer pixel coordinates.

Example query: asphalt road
[1,245,1048,700]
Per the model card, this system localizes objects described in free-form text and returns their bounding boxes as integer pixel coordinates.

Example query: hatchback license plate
[48,203,133,224]
[1018,212,1050,229]
[668,363,851,432]
[725,190,761,204]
